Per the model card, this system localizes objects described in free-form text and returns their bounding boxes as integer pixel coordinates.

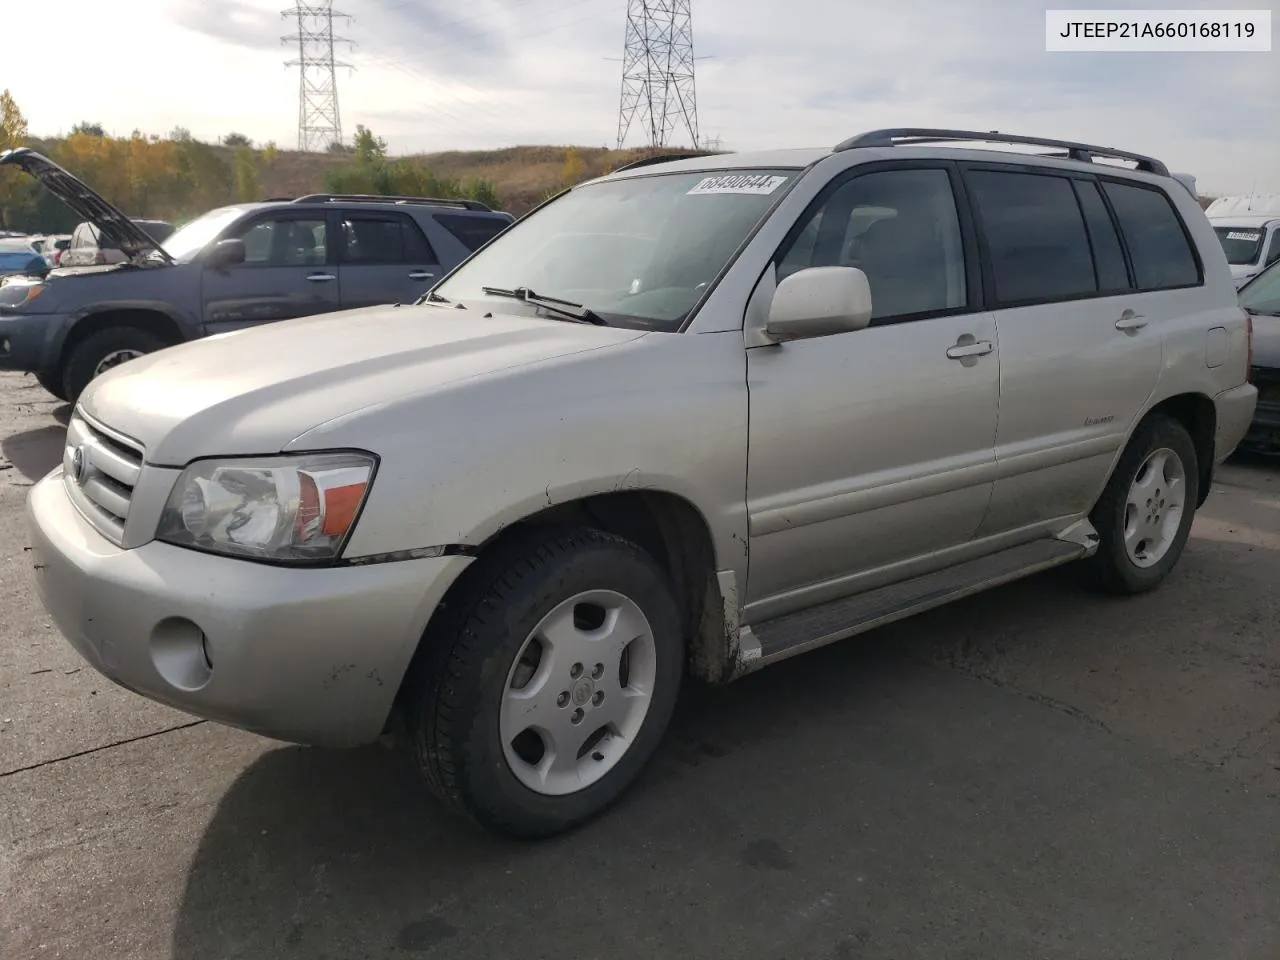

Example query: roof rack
[612,152,715,173]
[833,128,1170,177]
[292,193,493,212]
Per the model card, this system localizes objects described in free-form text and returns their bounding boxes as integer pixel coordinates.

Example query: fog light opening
[150,617,213,691]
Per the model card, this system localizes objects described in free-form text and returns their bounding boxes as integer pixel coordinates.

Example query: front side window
[1103,181,1201,290]
[1265,228,1280,267]
[235,218,327,267]
[777,167,968,321]
[1213,226,1264,266]
[430,168,797,330]
[968,169,1096,304]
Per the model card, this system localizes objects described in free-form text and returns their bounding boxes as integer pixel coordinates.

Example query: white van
[1204,194,1280,288]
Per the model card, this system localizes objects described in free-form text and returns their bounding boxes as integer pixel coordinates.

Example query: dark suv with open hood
[0,148,514,403]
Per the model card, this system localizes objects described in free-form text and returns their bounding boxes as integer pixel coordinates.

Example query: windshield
[1214,226,1264,265]
[161,206,249,261]
[1240,258,1280,315]
[431,168,798,330]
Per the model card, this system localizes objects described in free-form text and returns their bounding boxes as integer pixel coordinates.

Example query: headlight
[0,280,46,309]
[156,452,377,564]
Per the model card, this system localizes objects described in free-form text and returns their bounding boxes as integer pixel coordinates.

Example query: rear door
[199,211,340,335]
[335,209,442,309]
[967,166,1185,538]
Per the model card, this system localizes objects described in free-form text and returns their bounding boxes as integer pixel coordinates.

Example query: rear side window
[1072,181,1130,293]
[341,215,437,264]
[967,170,1095,304]
[434,214,509,253]
[1101,181,1201,290]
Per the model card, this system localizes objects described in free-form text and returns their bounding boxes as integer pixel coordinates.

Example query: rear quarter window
[433,214,510,253]
[1101,181,1201,290]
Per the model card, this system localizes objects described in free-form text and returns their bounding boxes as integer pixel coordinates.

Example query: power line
[282,1,354,152]
[616,0,699,150]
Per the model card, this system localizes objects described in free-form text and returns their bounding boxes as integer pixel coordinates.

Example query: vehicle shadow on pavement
[1,422,66,481]
[168,555,1279,960]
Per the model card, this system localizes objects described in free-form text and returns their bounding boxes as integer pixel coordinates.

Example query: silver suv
[25,129,1257,838]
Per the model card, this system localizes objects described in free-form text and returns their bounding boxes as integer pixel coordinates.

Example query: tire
[403,526,684,839]
[34,370,67,402]
[62,326,167,405]
[1087,414,1199,595]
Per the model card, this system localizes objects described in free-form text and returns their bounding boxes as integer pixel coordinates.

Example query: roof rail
[292,193,493,212]
[834,128,1170,177]
[612,151,715,173]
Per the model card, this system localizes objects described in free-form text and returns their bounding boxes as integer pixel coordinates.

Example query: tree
[232,146,259,202]
[262,141,280,167]
[0,90,33,228]
[353,125,387,166]
[561,148,587,187]
[168,126,192,141]
[223,132,251,148]
[71,121,105,137]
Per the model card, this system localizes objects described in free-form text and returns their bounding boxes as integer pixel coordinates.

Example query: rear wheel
[403,527,683,839]
[62,326,166,405]
[1087,414,1199,595]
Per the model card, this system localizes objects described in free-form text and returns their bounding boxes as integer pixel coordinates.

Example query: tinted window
[1102,181,1200,289]
[341,216,436,264]
[778,168,967,320]
[235,218,327,266]
[1073,181,1130,292]
[434,214,509,253]
[968,170,1094,304]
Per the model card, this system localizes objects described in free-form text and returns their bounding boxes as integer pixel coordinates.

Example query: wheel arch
[1141,392,1216,507]
[54,305,187,381]
[388,489,733,736]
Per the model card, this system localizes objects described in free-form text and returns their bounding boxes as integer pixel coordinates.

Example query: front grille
[62,412,143,544]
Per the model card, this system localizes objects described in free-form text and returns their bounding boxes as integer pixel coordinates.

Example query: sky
[4,0,1277,196]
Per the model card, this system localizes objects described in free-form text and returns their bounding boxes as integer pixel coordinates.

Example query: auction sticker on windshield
[687,174,789,196]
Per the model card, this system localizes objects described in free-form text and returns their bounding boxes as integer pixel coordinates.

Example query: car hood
[78,304,649,465]
[0,148,173,263]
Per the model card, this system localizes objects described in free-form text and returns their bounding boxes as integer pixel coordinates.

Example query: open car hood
[0,148,173,263]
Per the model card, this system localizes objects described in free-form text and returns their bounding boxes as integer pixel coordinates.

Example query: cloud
[2,0,1274,195]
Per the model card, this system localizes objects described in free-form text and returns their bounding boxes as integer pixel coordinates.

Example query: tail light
[93,251,105,265]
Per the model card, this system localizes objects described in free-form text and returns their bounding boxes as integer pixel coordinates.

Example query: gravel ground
[0,370,1276,960]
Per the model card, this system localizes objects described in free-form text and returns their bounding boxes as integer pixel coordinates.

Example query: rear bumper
[1213,382,1258,463]
[0,311,67,373]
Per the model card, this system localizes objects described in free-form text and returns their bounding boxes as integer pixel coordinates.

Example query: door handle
[306,273,336,282]
[1115,309,1147,331]
[946,340,994,359]
[408,271,435,281]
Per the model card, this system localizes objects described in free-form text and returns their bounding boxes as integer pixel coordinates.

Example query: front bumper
[25,467,472,747]
[1242,370,1280,454]
[0,310,66,373]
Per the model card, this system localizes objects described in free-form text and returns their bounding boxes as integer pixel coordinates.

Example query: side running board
[742,537,1092,670]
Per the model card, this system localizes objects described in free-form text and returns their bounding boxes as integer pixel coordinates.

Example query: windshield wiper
[480,285,607,325]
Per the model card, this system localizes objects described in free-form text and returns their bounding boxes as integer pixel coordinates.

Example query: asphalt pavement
[0,370,1276,960]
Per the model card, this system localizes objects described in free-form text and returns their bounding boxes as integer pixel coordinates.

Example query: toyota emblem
[71,445,87,484]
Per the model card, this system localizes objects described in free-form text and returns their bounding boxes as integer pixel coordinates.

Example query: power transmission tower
[282,2,354,152]
[615,0,699,150]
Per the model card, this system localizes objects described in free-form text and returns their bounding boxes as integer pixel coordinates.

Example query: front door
[200,213,341,335]
[336,210,443,309]
[744,164,1000,620]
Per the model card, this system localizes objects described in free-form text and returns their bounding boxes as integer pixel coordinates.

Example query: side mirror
[764,266,873,342]
[210,238,246,268]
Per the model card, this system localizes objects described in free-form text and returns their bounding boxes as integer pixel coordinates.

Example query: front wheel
[62,326,166,405]
[404,527,684,839]
[1087,414,1199,595]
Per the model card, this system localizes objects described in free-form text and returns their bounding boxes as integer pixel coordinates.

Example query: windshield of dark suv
[160,206,251,261]
[430,168,798,330]
[1214,226,1264,265]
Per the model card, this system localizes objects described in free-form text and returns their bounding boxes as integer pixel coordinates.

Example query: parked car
[61,218,176,267]
[0,147,515,403]
[0,238,50,280]
[1238,256,1280,453]
[39,233,72,268]
[1204,194,1280,289]
[24,128,1255,839]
